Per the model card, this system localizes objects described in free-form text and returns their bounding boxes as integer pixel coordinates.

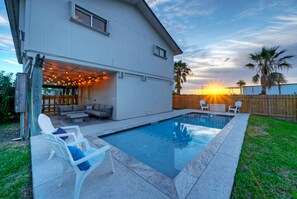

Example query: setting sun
[201,81,229,95]
[210,88,219,93]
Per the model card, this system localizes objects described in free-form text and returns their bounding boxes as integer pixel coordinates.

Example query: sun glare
[210,88,219,93]
[204,81,228,95]
[194,80,229,95]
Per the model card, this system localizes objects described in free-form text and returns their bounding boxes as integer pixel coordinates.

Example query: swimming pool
[101,113,233,178]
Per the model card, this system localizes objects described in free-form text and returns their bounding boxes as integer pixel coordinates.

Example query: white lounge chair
[38,113,84,160]
[228,101,242,113]
[200,100,209,111]
[44,133,115,199]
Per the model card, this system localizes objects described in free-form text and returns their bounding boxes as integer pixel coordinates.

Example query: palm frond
[252,74,260,84]
[246,63,255,69]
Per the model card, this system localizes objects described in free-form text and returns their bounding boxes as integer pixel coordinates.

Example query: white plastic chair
[38,114,84,160]
[44,133,115,199]
[228,101,242,113]
[200,100,209,111]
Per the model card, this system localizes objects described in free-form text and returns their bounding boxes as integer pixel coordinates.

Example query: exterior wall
[79,73,172,121]
[20,0,176,120]
[116,74,172,120]
[24,0,174,79]
[243,84,297,95]
[79,73,117,120]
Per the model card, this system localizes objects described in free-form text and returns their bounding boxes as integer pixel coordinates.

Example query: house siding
[25,0,174,79]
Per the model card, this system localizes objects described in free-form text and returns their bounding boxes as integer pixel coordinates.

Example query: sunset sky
[1,0,297,94]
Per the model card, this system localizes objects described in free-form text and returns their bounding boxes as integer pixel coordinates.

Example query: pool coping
[86,110,249,199]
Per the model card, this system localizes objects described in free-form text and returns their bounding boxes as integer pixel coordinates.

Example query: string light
[42,66,109,86]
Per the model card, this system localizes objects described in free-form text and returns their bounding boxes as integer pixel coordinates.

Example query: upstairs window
[93,16,107,33]
[154,45,167,59]
[75,8,91,26]
[71,5,109,35]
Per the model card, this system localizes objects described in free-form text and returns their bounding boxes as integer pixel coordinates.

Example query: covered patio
[39,59,116,126]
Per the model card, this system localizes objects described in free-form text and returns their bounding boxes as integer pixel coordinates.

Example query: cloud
[174,14,297,94]
[2,58,19,65]
[0,15,9,26]
[159,0,216,20]
[146,0,216,41]
[232,1,293,22]
[0,33,13,46]
[233,7,265,21]
[146,0,170,8]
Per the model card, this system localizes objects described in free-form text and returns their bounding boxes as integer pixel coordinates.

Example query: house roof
[5,0,183,64]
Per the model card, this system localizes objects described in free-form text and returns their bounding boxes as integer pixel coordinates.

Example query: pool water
[101,113,233,178]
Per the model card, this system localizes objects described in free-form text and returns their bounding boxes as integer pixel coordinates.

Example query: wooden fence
[173,95,297,121]
[42,95,78,113]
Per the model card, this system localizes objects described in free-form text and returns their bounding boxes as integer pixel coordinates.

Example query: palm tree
[174,60,191,95]
[236,80,246,95]
[246,46,294,95]
[268,72,287,95]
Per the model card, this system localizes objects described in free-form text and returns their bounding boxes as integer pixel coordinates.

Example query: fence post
[249,95,252,113]
[294,93,297,122]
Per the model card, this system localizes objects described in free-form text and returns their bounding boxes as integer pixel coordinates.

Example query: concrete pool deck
[31,110,249,199]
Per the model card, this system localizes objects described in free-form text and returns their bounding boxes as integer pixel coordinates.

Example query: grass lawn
[231,115,297,198]
[0,123,32,199]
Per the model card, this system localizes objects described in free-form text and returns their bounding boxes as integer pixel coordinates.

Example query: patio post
[30,54,44,136]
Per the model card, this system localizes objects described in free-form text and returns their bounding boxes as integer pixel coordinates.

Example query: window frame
[70,3,109,36]
[153,45,167,59]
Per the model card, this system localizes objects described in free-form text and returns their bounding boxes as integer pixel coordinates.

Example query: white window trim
[69,2,110,36]
[153,45,167,59]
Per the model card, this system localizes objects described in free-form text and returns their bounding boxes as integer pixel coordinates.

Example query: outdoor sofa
[58,104,113,119]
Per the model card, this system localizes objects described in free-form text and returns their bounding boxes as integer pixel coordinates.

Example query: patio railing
[173,95,297,121]
[42,95,78,113]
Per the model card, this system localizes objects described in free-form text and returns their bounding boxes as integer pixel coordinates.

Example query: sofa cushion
[98,104,112,111]
[85,105,93,110]
[59,105,73,112]
[85,110,101,117]
[100,112,109,118]
[73,105,85,111]
[93,103,100,111]
[97,104,104,111]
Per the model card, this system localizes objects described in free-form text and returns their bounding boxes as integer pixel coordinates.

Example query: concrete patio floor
[31,110,249,199]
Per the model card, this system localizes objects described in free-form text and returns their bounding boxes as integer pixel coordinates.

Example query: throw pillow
[86,105,93,110]
[53,128,68,140]
[67,146,91,171]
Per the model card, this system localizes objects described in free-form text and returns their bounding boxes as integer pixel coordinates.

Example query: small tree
[174,60,191,95]
[0,71,19,123]
[268,72,287,95]
[236,80,246,95]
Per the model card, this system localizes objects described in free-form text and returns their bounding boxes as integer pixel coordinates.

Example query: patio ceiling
[42,60,112,87]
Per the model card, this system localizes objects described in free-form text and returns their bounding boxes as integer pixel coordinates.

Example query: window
[71,5,109,35]
[93,16,107,33]
[154,45,167,59]
[75,8,91,26]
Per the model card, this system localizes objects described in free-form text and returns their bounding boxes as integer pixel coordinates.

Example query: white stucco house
[5,0,182,135]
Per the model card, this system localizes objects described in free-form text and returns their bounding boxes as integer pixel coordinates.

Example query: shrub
[0,71,19,123]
